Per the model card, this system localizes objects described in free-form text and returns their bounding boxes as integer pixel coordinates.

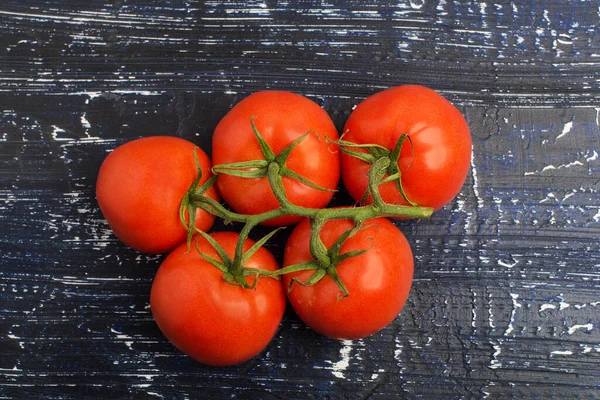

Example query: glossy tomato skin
[150,231,286,366]
[96,136,218,254]
[283,217,413,340]
[212,91,340,226]
[341,85,472,211]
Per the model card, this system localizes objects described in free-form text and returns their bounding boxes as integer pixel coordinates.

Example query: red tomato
[96,136,218,254]
[212,91,340,226]
[282,217,413,340]
[150,231,286,366]
[341,85,472,211]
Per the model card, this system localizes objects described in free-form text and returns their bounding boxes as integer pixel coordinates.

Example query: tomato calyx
[179,149,218,247]
[336,133,417,206]
[273,219,373,298]
[212,117,335,193]
[194,228,282,288]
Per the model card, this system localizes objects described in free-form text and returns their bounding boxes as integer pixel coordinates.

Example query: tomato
[212,91,340,226]
[282,217,413,340]
[150,231,286,366]
[96,136,218,254]
[341,85,472,211]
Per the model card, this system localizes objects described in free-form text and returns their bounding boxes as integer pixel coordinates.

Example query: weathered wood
[1,1,599,399]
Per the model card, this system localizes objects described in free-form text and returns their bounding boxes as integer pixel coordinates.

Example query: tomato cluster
[96,86,471,366]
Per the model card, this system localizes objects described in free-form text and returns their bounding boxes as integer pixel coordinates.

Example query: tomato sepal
[179,149,219,249]
[212,159,269,178]
[194,227,282,289]
[212,117,335,193]
[289,268,327,291]
[272,220,374,298]
[337,133,417,207]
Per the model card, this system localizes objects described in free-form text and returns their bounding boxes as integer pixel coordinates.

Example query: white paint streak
[551,350,573,356]
[586,149,598,162]
[562,192,575,202]
[504,293,521,336]
[559,298,570,311]
[111,327,133,340]
[51,125,70,141]
[80,113,91,129]
[539,192,556,203]
[567,323,593,335]
[481,382,494,399]
[497,258,518,268]
[593,209,600,223]
[471,147,483,209]
[555,120,573,140]
[437,0,447,13]
[54,277,100,286]
[394,338,403,364]
[330,340,353,379]
[543,9,551,23]
[68,90,165,99]
[0,366,22,372]
[581,345,600,354]
[479,2,488,28]
[524,161,584,176]
[489,343,502,369]
[539,304,556,312]
[488,297,495,329]
[409,0,425,10]
[472,290,477,329]
[0,10,182,27]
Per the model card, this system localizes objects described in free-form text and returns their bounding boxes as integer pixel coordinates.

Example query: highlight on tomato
[96,136,219,254]
[282,217,414,340]
[150,231,286,367]
[212,91,340,226]
[340,85,472,211]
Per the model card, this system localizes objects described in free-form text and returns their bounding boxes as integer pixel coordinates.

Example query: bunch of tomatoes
[96,85,472,367]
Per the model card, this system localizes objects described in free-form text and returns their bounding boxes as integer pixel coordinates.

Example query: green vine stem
[189,162,432,225]
[181,121,432,295]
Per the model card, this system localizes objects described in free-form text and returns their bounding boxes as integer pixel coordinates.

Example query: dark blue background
[1,1,599,398]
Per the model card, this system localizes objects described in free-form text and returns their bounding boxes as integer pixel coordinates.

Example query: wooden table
[2,1,599,398]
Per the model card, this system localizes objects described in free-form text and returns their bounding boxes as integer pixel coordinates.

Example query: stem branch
[182,121,434,293]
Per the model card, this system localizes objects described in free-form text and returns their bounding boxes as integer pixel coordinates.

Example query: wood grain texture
[1,1,600,399]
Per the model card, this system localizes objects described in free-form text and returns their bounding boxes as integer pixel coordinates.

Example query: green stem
[266,162,293,210]
[367,157,390,208]
[182,125,434,293]
[309,218,330,267]
[230,220,255,284]
[190,186,432,226]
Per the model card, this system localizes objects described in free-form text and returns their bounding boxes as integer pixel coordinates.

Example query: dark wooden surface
[2,1,600,399]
